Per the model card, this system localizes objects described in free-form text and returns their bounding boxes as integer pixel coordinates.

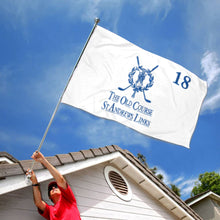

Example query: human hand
[31,151,46,163]
[26,169,38,184]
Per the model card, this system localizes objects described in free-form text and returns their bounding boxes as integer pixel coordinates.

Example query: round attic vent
[104,166,132,201]
[109,170,128,195]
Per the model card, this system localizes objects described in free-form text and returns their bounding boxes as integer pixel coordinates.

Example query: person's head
[48,181,61,203]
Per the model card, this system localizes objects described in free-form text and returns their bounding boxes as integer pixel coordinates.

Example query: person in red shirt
[27,151,81,220]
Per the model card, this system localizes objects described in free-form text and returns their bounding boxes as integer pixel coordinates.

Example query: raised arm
[31,151,67,189]
[26,169,46,212]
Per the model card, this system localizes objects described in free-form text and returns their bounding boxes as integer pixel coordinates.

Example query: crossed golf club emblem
[118,56,159,103]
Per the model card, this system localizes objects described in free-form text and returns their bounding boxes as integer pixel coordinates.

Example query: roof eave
[187,191,220,206]
[0,151,121,195]
[111,154,199,220]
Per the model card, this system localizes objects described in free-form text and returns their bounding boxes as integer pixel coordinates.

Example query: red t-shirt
[39,184,81,220]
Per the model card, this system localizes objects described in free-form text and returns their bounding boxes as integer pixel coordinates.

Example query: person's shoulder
[59,183,76,203]
[58,183,73,193]
[38,202,50,218]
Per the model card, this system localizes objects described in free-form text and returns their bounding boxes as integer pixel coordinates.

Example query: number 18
[173,72,191,89]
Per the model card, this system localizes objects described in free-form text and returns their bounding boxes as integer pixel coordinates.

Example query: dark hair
[48,181,58,198]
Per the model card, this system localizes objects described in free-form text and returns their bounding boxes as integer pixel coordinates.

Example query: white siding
[0,162,179,220]
[191,198,220,220]
[0,186,42,220]
[66,162,178,220]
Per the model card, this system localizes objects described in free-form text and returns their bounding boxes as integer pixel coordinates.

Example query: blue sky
[0,0,220,200]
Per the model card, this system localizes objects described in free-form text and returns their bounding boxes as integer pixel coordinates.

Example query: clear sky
[0,0,220,200]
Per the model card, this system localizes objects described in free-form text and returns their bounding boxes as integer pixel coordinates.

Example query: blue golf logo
[118,56,158,103]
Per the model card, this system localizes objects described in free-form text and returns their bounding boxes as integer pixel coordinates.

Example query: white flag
[61,25,207,148]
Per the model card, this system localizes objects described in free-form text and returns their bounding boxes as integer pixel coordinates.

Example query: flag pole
[27,18,100,178]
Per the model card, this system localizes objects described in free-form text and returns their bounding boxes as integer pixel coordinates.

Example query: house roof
[0,151,19,164]
[185,190,220,206]
[0,145,202,220]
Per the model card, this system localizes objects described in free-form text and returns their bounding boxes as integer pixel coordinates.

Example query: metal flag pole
[26,18,100,180]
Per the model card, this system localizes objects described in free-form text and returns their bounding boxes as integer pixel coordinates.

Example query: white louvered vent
[104,166,132,201]
[109,170,128,195]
